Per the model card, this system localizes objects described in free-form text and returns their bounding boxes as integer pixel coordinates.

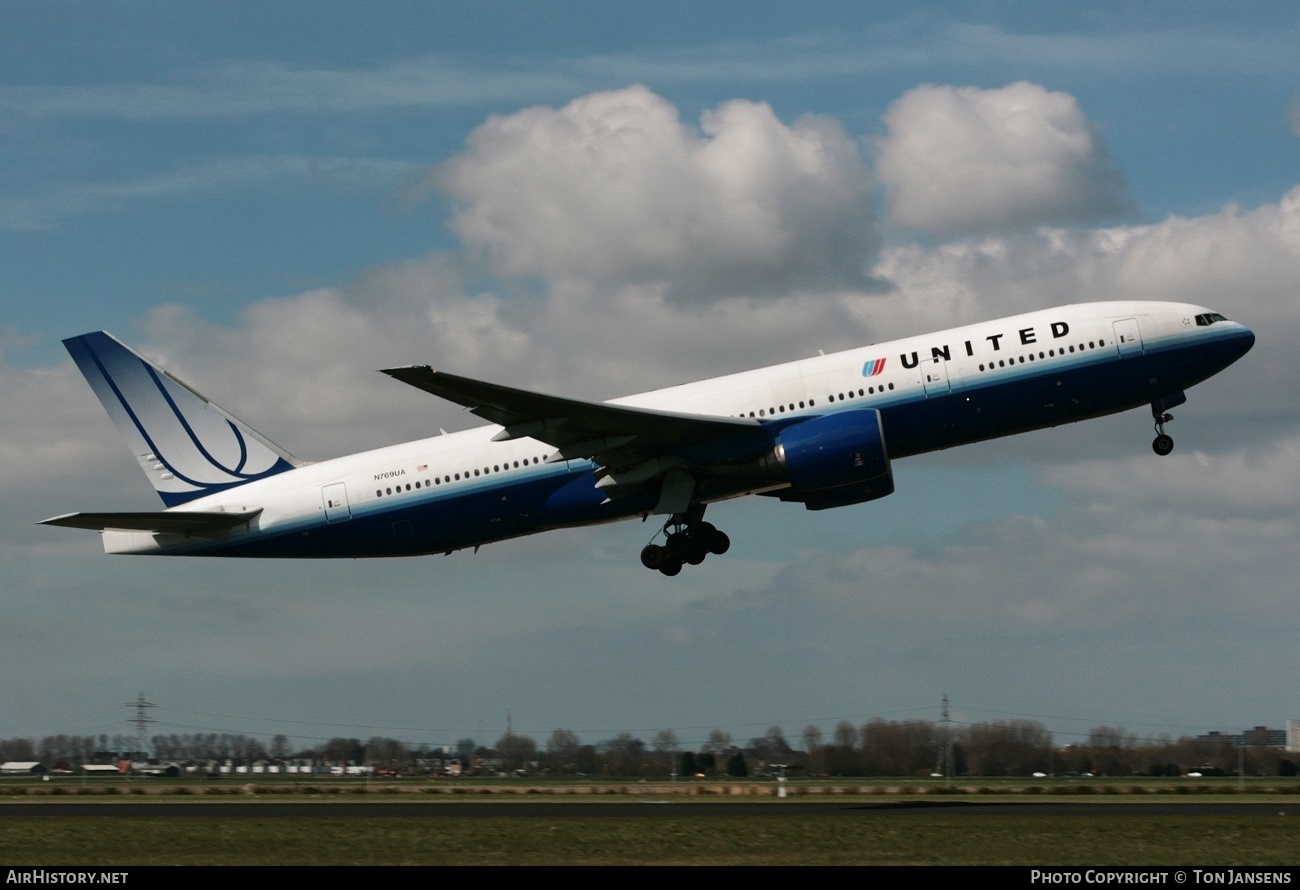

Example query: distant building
[1243,726,1287,748]
[138,763,181,778]
[1196,726,1287,748]
[1287,720,1299,753]
[0,762,48,775]
[1196,731,1242,747]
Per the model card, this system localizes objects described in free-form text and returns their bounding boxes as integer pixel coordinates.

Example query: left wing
[380,366,769,507]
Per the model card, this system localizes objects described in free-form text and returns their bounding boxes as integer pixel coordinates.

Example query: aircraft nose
[1235,324,1256,357]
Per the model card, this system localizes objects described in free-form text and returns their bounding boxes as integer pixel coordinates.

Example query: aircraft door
[1113,318,1143,357]
[322,482,351,523]
[922,356,950,397]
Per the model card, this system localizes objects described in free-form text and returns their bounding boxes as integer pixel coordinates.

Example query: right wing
[381,366,765,458]
[380,366,772,509]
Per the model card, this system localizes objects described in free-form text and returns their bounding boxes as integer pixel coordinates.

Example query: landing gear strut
[1152,412,1174,456]
[1149,393,1186,456]
[640,506,730,576]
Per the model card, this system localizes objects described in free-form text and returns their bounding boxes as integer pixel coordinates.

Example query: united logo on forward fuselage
[896,320,1073,370]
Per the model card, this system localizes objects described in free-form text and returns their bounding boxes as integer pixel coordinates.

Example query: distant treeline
[2,720,1295,778]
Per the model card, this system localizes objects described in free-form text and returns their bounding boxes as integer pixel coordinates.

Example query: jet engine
[763,409,894,510]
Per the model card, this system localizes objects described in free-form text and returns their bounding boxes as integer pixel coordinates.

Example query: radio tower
[126,692,158,763]
[934,693,956,779]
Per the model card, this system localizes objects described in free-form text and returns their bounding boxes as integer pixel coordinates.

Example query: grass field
[2,777,1296,865]
[2,813,1297,865]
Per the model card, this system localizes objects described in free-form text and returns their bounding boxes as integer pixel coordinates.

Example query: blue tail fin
[64,332,301,506]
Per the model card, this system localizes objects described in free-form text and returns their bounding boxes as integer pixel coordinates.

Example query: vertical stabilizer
[64,332,301,506]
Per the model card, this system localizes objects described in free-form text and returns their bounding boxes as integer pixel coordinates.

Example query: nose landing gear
[1149,392,1185,457]
[1152,412,1174,456]
[640,508,730,576]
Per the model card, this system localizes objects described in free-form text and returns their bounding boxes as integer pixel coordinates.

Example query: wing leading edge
[380,366,762,459]
[380,366,771,509]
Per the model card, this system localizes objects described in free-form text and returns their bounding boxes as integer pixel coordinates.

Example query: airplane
[41,300,1254,576]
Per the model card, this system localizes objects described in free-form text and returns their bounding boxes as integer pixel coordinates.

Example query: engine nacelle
[767,409,894,510]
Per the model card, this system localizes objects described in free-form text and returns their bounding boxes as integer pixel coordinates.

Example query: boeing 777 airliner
[42,301,1253,575]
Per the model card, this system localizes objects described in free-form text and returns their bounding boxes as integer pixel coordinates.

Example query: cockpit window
[1195,312,1229,326]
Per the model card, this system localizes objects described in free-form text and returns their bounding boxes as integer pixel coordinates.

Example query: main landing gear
[640,507,730,576]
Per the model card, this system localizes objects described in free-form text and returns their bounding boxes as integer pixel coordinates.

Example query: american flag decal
[862,358,886,377]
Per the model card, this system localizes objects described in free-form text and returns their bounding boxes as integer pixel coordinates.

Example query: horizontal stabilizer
[39,509,262,535]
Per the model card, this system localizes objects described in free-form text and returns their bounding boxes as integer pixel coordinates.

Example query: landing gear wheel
[640,507,731,573]
[684,539,708,565]
[641,544,665,570]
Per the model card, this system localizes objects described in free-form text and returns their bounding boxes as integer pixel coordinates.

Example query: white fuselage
[98,301,1254,557]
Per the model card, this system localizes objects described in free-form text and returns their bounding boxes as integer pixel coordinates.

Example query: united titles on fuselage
[881,320,1073,373]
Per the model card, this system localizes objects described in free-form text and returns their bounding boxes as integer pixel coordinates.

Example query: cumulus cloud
[1051,437,1300,521]
[876,186,1300,325]
[716,477,1300,689]
[765,503,1293,635]
[875,186,1299,453]
[876,81,1135,233]
[435,85,879,302]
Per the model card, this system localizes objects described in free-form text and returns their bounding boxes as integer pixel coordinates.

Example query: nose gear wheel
[1152,412,1174,456]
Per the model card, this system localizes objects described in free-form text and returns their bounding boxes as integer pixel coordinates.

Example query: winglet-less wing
[380,366,761,458]
[39,509,262,536]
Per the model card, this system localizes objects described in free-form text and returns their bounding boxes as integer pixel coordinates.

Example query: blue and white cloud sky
[3,1,1297,755]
